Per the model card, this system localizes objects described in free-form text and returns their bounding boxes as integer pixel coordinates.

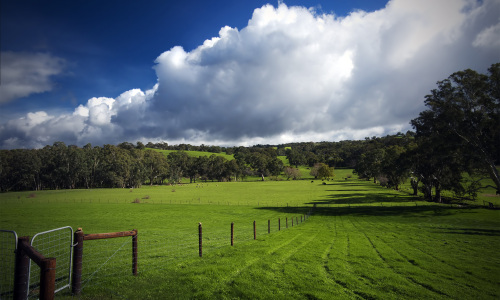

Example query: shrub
[377,175,389,187]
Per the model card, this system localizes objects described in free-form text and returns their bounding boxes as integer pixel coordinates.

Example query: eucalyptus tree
[411,63,500,195]
[380,145,408,191]
[167,151,190,184]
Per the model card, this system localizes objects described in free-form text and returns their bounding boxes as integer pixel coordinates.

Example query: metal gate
[28,226,74,298]
[0,230,18,300]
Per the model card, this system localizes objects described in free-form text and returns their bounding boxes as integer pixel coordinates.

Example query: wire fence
[0,207,313,299]
[0,230,17,300]
[28,226,73,299]
[74,210,312,298]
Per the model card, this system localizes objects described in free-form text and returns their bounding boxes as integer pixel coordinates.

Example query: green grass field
[1,173,499,299]
[149,148,235,160]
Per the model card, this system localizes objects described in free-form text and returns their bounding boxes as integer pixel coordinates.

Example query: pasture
[150,148,235,160]
[0,174,499,299]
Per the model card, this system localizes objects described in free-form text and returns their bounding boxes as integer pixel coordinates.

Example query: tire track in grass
[348,217,450,298]
[224,233,303,285]
[270,230,319,271]
[355,217,479,297]
[362,216,500,299]
[320,215,359,298]
[370,215,490,257]
[221,228,322,297]
[266,225,353,299]
[321,214,377,299]
[343,214,400,299]
[362,216,498,287]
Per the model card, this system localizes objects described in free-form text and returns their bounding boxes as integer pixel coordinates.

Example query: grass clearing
[149,148,235,160]
[1,175,498,299]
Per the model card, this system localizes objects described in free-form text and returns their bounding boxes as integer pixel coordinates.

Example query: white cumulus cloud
[148,0,499,145]
[1,0,499,149]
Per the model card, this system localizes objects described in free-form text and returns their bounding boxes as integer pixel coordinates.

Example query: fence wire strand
[1,205,313,299]
[28,226,73,299]
[0,230,17,300]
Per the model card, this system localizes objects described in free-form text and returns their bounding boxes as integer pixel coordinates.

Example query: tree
[143,150,168,185]
[267,157,284,177]
[412,136,464,202]
[247,152,268,181]
[411,63,500,194]
[354,148,385,183]
[167,151,190,184]
[128,149,146,188]
[317,163,334,180]
[284,167,301,180]
[285,149,305,168]
[310,163,334,180]
[225,159,241,181]
[208,155,227,181]
[100,145,132,188]
[136,141,145,150]
[380,145,408,190]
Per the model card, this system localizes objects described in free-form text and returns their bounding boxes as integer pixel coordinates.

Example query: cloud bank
[1,0,499,148]
[0,51,66,103]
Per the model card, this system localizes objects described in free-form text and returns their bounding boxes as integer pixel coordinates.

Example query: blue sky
[1,0,499,148]
[1,0,386,112]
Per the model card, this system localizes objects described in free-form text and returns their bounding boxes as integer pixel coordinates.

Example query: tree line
[1,63,498,202]
[0,142,293,191]
[355,63,499,202]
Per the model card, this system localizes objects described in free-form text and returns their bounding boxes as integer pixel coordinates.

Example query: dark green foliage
[411,62,500,198]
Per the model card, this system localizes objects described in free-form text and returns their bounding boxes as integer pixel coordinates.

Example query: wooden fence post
[72,228,84,295]
[39,257,56,300]
[132,229,138,275]
[292,217,294,227]
[268,220,270,234]
[253,221,256,240]
[15,236,56,300]
[198,223,202,257]
[231,222,234,246]
[14,236,30,300]
[278,218,281,231]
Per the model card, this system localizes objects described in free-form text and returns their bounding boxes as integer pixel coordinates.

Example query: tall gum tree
[411,63,500,194]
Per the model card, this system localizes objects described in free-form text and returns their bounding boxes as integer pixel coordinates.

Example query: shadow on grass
[255,203,481,218]
[433,227,500,236]
[308,192,416,205]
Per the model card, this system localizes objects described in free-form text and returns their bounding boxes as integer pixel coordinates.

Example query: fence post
[253,221,256,240]
[39,257,56,300]
[231,222,234,246]
[198,223,202,257]
[132,229,138,275]
[72,228,84,295]
[268,220,270,234]
[301,215,303,223]
[292,217,294,227]
[278,218,281,231]
[14,236,30,300]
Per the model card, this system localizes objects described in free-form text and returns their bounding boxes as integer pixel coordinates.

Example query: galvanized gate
[28,226,74,298]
